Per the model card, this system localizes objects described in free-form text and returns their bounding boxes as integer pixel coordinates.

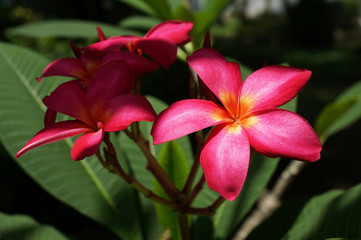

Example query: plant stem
[232,161,306,240]
[182,131,204,194]
[184,175,205,206]
[177,212,190,240]
[186,196,225,217]
[127,130,180,203]
[99,134,177,209]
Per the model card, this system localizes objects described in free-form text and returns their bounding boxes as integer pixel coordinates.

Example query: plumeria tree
[1,1,361,240]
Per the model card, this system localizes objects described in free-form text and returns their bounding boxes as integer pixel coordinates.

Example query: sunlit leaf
[0,212,69,240]
[0,41,141,240]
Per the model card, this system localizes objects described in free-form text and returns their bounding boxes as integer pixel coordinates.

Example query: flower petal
[37,58,91,83]
[71,122,104,160]
[44,108,57,127]
[243,109,322,162]
[103,94,157,131]
[201,123,250,201]
[87,36,137,52]
[144,20,193,45]
[43,80,94,126]
[16,120,91,158]
[101,51,160,74]
[151,99,229,144]
[240,65,312,110]
[133,38,177,69]
[187,48,242,115]
[86,61,134,117]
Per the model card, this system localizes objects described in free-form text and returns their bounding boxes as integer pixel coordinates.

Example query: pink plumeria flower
[37,41,160,86]
[151,48,322,201]
[17,62,156,160]
[89,20,193,69]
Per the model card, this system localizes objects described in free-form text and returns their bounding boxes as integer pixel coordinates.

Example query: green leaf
[119,15,161,30]
[142,0,171,20]
[0,212,70,240]
[153,141,190,240]
[166,0,184,11]
[315,81,361,143]
[282,183,361,240]
[202,0,230,12]
[117,0,158,17]
[192,0,229,47]
[0,41,142,239]
[8,19,141,39]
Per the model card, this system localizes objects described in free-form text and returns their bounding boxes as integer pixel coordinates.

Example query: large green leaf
[0,212,70,240]
[153,141,190,240]
[0,41,142,239]
[282,183,361,240]
[8,19,141,39]
[315,81,361,143]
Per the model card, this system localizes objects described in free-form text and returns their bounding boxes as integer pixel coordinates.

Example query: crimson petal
[145,20,193,45]
[37,58,91,83]
[71,122,104,160]
[16,120,91,158]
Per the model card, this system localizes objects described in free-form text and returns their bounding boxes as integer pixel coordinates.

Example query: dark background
[0,0,360,239]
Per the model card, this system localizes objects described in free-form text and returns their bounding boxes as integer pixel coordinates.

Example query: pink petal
[103,94,157,131]
[151,99,229,144]
[71,122,104,160]
[201,123,250,201]
[80,50,104,81]
[101,51,160,74]
[43,80,95,126]
[70,41,82,59]
[144,20,193,45]
[44,108,57,127]
[37,58,91,83]
[87,36,137,52]
[86,61,134,118]
[240,65,312,111]
[96,26,106,41]
[187,48,242,115]
[133,38,177,69]
[243,109,322,162]
[16,120,91,158]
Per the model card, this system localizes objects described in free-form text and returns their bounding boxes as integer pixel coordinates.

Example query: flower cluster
[16,20,194,160]
[17,20,321,201]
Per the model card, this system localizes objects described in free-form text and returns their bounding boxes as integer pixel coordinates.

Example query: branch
[232,161,306,240]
